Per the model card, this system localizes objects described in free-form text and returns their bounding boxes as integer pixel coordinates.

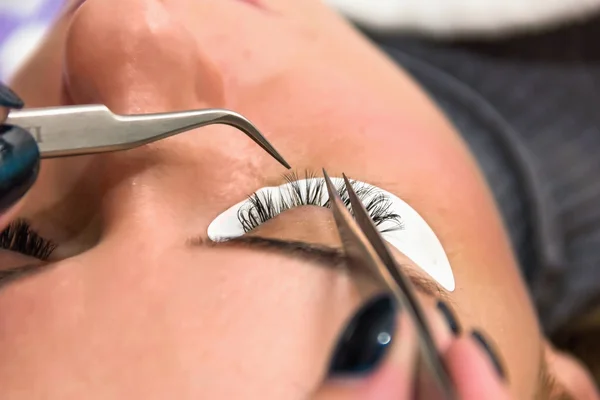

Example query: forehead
[0,248,363,397]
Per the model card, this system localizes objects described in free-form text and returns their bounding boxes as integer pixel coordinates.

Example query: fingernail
[328,294,396,376]
[471,330,507,380]
[0,125,40,212]
[0,83,24,109]
[436,300,461,336]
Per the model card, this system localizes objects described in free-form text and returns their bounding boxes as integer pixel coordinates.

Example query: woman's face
[2,0,542,398]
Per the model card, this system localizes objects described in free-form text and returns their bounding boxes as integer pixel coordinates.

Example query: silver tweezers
[323,169,457,399]
[5,104,290,168]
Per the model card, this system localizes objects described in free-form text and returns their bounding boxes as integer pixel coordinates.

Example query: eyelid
[208,174,455,292]
[208,175,403,239]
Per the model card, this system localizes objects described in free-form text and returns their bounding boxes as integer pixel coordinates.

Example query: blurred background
[0,0,64,81]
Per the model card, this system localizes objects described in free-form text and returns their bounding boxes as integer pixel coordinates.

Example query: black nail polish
[471,330,507,380]
[328,294,396,376]
[0,125,40,212]
[0,83,24,109]
[436,300,461,335]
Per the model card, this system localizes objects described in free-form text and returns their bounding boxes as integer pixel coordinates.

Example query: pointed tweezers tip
[9,105,292,168]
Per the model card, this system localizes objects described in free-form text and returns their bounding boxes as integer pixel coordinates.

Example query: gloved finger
[313,289,513,400]
[0,83,40,224]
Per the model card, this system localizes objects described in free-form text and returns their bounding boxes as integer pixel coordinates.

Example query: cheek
[0,250,360,398]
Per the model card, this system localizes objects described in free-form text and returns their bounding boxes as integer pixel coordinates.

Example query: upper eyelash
[0,219,57,260]
[237,170,404,233]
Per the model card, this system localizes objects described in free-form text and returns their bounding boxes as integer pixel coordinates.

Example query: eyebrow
[207,236,447,299]
[0,237,447,300]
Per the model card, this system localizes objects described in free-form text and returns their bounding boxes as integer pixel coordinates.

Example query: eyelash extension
[237,171,404,233]
[0,219,57,261]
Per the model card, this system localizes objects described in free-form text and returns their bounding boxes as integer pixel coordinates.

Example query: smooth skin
[0,0,596,398]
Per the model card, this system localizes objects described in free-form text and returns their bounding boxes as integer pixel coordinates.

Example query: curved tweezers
[6,104,290,168]
[322,169,457,399]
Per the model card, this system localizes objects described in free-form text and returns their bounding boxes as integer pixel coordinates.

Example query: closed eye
[207,170,455,291]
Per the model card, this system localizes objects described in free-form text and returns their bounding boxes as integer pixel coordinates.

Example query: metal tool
[322,169,457,399]
[6,104,290,168]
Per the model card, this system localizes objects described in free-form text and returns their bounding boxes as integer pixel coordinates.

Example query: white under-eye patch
[208,178,455,291]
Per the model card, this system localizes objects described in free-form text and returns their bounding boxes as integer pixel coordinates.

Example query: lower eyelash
[237,170,404,233]
[0,219,57,260]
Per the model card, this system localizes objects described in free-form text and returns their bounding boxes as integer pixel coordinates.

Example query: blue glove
[0,82,40,213]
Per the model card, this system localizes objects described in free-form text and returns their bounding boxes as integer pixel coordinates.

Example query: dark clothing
[372,18,600,334]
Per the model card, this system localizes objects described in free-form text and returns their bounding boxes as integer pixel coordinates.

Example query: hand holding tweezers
[323,169,458,399]
[5,104,290,168]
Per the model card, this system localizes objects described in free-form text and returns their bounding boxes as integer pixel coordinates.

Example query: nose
[59,0,272,237]
[63,0,225,113]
